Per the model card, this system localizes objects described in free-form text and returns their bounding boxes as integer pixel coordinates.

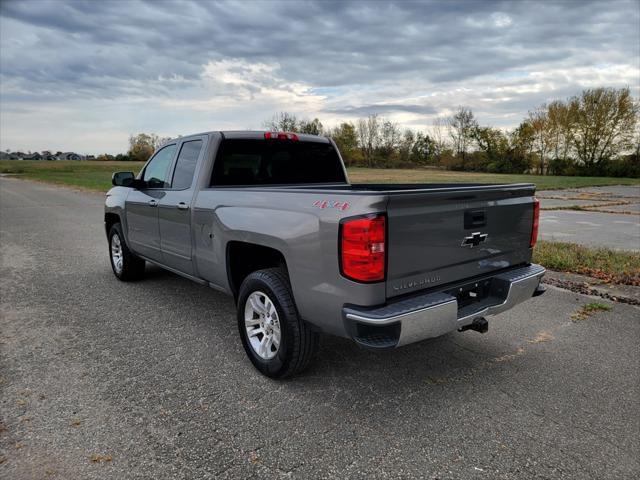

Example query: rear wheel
[237,268,319,378]
[108,223,145,281]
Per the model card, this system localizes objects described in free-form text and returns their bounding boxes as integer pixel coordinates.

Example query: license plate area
[445,279,493,309]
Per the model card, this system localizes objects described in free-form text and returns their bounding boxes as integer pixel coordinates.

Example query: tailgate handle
[464,209,486,229]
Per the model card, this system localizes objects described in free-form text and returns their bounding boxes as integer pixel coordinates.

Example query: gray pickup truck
[105,131,545,378]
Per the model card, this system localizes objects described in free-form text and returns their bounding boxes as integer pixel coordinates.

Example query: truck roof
[170,130,331,144]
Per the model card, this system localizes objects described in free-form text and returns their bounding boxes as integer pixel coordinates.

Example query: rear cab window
[211,139,347,186]
[171,139,203,190]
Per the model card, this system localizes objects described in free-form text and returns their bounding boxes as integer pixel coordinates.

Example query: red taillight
[264,131,299,141]
[530,198,540,248]
[340,214,386,282]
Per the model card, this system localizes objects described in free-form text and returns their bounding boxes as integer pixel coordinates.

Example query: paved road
[538,185,640,251]
[540,210,639,251]
[1,178,639,479]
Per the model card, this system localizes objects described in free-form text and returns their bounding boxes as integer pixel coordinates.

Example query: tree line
[263,87,639,177]
[109,86,639,177]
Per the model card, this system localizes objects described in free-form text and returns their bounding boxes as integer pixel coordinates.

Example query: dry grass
[572,302,612,321]
[529,331,555,343]
[533,241,640,285]
[90,454,113,463]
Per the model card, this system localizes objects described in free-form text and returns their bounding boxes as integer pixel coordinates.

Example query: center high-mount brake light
[530,198,540,248]
[264,131,299,141]
[340,214,386,282]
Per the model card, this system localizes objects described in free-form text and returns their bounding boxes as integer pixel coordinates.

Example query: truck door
[125,143,177,261]
[157,138,204,275]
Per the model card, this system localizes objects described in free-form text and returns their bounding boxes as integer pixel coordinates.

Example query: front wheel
[237,268,319,378]
[108,223,145,281]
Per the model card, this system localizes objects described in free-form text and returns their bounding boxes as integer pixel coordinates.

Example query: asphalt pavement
[1,178,639,479]
[538,186,640,251]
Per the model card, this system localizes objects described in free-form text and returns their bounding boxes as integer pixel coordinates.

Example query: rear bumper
[343,264,546,349]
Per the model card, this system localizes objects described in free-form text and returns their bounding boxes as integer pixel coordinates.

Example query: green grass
[533,240,640,285]
[1,161,639,192]
[0,160,145,191]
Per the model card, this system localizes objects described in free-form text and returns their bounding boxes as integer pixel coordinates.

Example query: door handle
[177,202,190,210]
[148,199,158,207]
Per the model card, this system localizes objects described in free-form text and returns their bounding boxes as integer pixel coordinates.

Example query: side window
[171,140,203,190]
[142,144,176,188]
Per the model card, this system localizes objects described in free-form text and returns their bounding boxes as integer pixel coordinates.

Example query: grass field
[533,240,640,285]
[347,167,640,190]
[0,160,146,191]
[1,160,639,192]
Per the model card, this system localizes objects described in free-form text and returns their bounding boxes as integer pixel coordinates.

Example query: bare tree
[547,100,572,163]
[356,114,380,167]
[379,119,401,157]
[528,107,553,174]
[447,107,477,167]
[431,116,448,157]
[263,112,299,132]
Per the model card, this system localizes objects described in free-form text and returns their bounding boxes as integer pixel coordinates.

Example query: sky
[1,0,638,155]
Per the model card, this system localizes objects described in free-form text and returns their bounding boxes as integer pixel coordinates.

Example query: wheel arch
[104,212,121,237]
[226,241,289,301]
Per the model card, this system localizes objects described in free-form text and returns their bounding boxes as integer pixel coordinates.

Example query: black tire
[237,268,319,378]
[108,223,145,281]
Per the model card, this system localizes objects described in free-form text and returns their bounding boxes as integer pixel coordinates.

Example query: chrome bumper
[343,264,546,349]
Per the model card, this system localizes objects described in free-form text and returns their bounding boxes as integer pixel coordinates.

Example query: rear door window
[211,139,346,186]
[171,140,203,190]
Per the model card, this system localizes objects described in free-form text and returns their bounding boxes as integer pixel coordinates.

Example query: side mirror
[112,171,135,187]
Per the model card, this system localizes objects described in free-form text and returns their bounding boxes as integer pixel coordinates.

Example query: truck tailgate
[385,185,535,298]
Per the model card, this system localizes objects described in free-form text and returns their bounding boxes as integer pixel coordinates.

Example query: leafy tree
[298,118,324,135]
[508,121,536,173]
[473,126,509,171]
[398,129,415,165]
[410,132,437,165]
[128,134,155,163]
[567,87,638,168]
[330,122,358,166]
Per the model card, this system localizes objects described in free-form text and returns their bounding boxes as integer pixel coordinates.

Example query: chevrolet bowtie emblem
[462,232,488,248]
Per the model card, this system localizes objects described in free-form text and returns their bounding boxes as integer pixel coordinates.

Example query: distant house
[61,152,83,160]
[23,152,43,160]
[41,150,58,161]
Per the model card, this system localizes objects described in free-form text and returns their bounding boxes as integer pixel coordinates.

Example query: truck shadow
[131,265,544,419]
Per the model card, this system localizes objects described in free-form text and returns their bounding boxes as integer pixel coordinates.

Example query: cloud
[0,0,638,153]
[327,103,438,116]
